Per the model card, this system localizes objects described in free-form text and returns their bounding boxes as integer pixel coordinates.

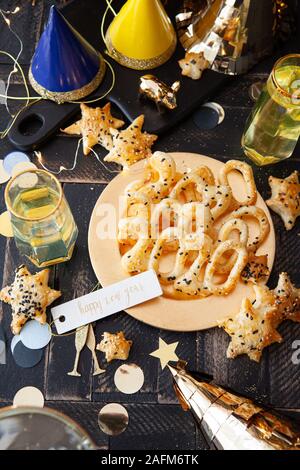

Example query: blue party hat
[29,6,106,103]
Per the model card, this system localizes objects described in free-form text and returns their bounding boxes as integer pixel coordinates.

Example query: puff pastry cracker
[266,171,300,230]
[62,103,124,155]
[0,265,61,335]
[219,160,257,206]
[241,253,269,285]
[97,331,132,362]
[118,155,273,300]
[126,151,177,202]
[272,272,300,325]
[178,51,210,80]
[220,285,282,362]
[104,115,157,169]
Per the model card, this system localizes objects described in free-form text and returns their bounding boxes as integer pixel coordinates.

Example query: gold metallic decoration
[114,364,144,394]
[105,33,177,70]
[139,75,181,111]
[86,324,105,376]
[169,362,300,450]
[105,0,177,70]
[176,0,278,76]
[98,403,129,436]
[67,325,89,377]
[150,338,179,369]
[28,60,106,104]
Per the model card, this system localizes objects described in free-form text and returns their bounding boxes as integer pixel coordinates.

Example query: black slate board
[61,0,231,135]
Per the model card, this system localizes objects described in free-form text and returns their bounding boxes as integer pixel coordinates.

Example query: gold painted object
[105,0,177,70]
[139,75,180,111]
[86,324,105,376]
[67,325,89,377]
[169,362,300,450]
[176,0,283,76]
[98,403,129,436]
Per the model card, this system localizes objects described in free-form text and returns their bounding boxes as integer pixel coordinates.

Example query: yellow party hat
[105,0,177,70]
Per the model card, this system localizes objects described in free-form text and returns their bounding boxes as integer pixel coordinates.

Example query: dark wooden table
[0,0,300,450]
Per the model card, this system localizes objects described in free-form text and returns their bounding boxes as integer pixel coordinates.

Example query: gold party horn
[68,325,89,377]
[86,325,105,376]
[169,362,300,450]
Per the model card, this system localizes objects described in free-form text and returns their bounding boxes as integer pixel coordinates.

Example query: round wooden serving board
[88,153,276,332]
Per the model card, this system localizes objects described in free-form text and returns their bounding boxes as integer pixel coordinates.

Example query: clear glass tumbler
[242,54,300,165]
[5,169,78,267]
[0,406,96,450]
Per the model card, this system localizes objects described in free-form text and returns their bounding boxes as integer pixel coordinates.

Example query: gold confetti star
[150,338,179,369]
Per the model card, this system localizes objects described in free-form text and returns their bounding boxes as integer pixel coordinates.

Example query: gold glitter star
[104,115,157,169]
[0,265,61,335]
[266,171,300,230]
[150,338,179,369]
[62,102,124,155]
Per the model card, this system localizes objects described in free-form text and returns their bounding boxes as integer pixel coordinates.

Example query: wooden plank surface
[0,0,299,451]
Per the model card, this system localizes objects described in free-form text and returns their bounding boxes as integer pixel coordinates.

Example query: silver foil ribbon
[169,362,300,450]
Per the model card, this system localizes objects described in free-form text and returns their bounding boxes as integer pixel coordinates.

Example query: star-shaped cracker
[0,265,61,335]
[178,51,210,80]
[220,285,282,362]
[150,338,179,369]
[96,331,132,362]
[266,171,300,230]
[104,115,158,169]
[62,103,124,155]
[241,253,269,285]
[271,272,300,325]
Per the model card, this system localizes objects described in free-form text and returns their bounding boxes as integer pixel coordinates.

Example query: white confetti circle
[13,386,44,408]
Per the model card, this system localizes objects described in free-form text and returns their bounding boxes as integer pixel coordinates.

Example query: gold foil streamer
[170,363,300,450]
[29,57,106,104]
[176,0,279,76]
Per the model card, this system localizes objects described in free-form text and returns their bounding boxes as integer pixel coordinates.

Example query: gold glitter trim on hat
[105,32,177,70]
[29,55,106,104]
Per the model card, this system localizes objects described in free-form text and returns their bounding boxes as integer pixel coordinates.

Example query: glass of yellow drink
[5,169,78,267]
[242,54,300,165]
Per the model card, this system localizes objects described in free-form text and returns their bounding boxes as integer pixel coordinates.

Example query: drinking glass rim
[0,405,97,449]
[5,168,63,221]
[272,53,300,99]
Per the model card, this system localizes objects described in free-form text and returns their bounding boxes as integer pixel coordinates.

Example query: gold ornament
[150,338,179,369]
